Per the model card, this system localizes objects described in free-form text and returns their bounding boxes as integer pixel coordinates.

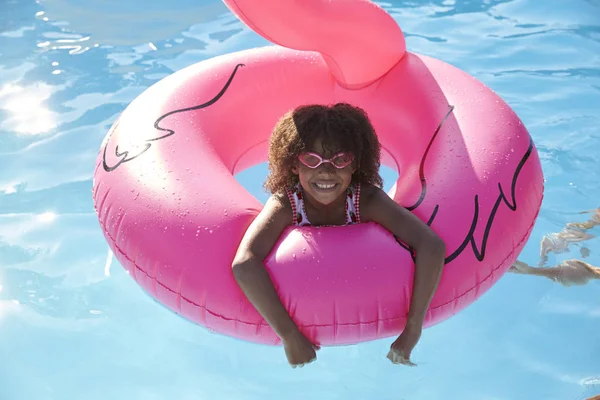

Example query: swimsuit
[285,182,361,226]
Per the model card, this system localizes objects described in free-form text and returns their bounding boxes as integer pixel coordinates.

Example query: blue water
[1,0,599,399]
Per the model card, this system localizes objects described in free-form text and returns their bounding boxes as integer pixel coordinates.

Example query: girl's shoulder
[357,183,395,223]
[357,182,382,204]
[233,191,294,264]
[264,190,294,226]
[272,190,293,212]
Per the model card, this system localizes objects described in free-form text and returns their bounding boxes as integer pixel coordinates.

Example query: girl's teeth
[316,183,335,189]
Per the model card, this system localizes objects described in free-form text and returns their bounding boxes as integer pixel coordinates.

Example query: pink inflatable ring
[93,0,544,345]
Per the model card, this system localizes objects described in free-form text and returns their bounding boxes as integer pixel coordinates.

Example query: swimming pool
[1,0,599,399]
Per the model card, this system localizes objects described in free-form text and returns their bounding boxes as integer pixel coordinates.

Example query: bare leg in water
[538,208,599,264]
[509,259,600,287]
[509,208,600,287]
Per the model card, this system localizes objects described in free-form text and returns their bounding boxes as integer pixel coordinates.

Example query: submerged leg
[538,208,599,265]
[509,259,600,287]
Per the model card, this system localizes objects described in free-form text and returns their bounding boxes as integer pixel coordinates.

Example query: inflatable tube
[93,0,544,345]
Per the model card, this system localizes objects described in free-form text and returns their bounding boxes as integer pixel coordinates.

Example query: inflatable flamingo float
[93,0,544,345]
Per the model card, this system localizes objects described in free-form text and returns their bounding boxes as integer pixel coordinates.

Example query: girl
[232,103,446,368]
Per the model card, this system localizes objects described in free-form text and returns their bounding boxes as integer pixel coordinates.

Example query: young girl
[232,103,446,368]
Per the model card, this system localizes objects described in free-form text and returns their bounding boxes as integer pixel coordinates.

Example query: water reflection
[39,0,228,46]
[0,267,108,321]
[0,83,58,135]
[385,0,515,15]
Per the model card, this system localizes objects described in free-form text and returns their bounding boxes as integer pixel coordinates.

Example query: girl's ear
[292,160,299,175]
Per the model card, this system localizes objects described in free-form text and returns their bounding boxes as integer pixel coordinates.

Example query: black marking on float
[442,137,533,264]
[102,63,245,172]
[400,104,534,264]
[405,105,455,212]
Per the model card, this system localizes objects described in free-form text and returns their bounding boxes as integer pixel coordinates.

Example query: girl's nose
[318,162,336,174]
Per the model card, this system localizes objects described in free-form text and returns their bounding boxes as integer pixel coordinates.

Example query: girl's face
[292,139,356,206]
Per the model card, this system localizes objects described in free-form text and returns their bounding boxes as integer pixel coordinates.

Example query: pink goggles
[298,152,354,169]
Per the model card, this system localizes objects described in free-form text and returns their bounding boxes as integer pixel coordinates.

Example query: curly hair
[263,103,383,194]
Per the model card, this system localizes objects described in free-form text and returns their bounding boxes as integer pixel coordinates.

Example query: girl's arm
[361,185,446,330]
[231,194,301,340]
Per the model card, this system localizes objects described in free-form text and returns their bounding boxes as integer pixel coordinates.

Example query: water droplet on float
[209,230,213,234]
[292,254,297,259]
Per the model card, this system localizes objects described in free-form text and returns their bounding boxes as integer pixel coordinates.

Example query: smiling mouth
[312,182,338,192]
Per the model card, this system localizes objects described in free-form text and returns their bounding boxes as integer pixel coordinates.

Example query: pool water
[1,0,599,399]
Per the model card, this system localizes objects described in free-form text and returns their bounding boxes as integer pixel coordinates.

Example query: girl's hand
[282,330,320,368]
[387,325,422,366]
